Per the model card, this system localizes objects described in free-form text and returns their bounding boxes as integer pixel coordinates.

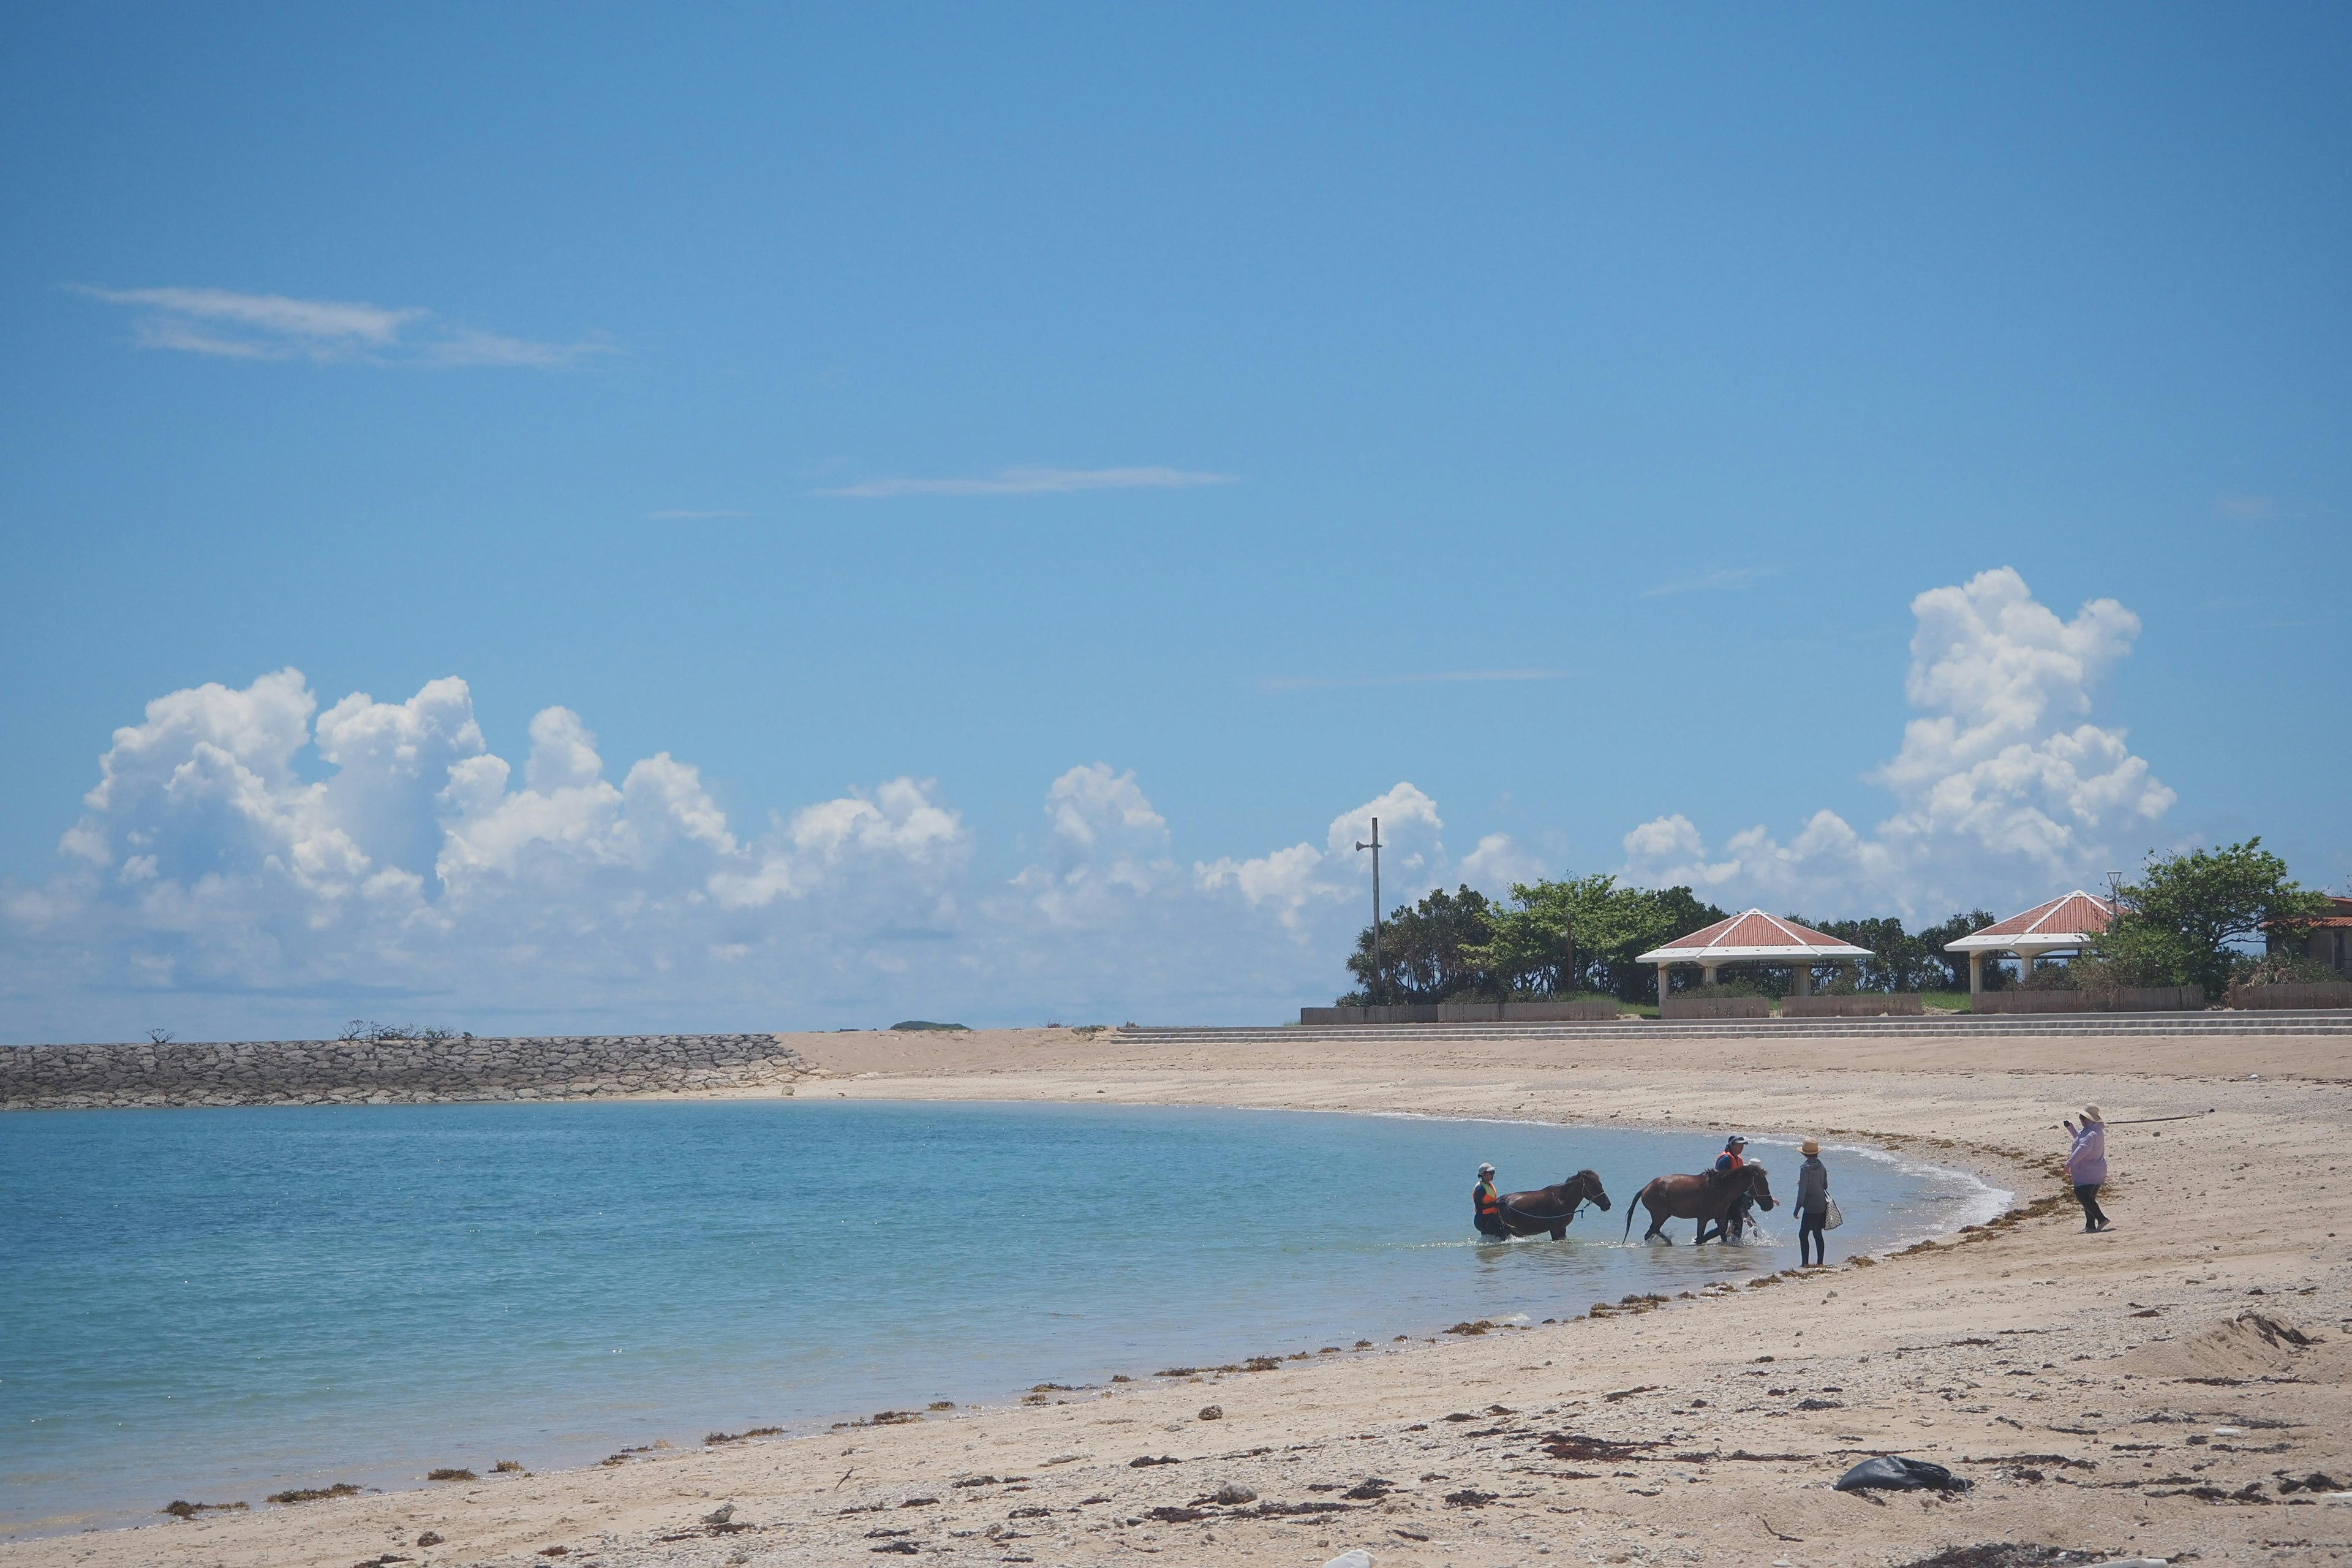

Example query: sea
[0,1098,2008,1537]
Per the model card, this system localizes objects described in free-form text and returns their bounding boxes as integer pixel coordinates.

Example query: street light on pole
[1355,816,1382,1005]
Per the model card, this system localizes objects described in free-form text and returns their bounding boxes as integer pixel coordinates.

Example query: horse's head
[1746,1163,1776,1210]
[1575,1168,1611,1212]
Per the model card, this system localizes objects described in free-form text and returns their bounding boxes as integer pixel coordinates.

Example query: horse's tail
[1623,1186,1642,1242]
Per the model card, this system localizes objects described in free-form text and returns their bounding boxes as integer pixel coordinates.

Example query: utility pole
[1355,816,1382,1004]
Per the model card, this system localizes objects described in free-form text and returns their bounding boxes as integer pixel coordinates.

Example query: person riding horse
[1698,1135,1753,1242]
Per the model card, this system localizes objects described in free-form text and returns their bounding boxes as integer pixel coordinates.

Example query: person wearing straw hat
[2064,1106,2110,1232]
[1794,1139,1831,1266]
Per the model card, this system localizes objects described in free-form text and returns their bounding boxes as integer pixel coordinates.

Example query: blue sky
[2,6,2347,1041]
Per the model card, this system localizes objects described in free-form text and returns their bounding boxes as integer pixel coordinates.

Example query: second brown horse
[1623,1164,1776,1243]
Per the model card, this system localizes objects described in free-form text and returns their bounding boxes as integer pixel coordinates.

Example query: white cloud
[1619,567,2173,917]
[817,466,1235,499]
[71,285,611,368]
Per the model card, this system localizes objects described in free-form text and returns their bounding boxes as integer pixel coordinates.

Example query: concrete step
[1114,1011,2352,1046]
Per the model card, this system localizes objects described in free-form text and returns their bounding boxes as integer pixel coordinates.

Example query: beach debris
[493,1460,524,1473]
[929,1399,956,1408]
[162,1500,248,1518]
[2280,1471,2346,1493]
[704,1428,782,1445]
[702,1504,736,1526]
[1199,1405,1223,1420]
[899,1496,939,1507]
[869,1544,919,1556]
[951,1476,1001,1488]
[1129,1454,1181,1467]
[1322,1553,1374,1568]
[1213,1483,1257,1505]
[1835,1456,1973,1493]
[1442,1488,1497,1508]
[425,1468,477,1482]
[1041,1452,1085,1465]
[1445,1320,1493,1336]
[1341,1479,1393,1501]
[415,1532,444,1548]
[1008,1506,1053,1519]
[982,1523,1027,1540]
[1147,1506,1208,1523]
[537,1549,568,1558]
[267,1483,362,1505]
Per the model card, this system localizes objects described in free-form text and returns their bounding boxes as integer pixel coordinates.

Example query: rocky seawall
[0,1033,809,1110]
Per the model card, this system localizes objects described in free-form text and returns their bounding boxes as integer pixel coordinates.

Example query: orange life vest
[1474,1180,1500,1219]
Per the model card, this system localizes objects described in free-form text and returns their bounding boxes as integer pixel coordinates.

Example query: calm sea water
[0,1099,2004,1536]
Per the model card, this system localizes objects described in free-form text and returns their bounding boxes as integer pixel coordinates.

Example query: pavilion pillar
[1654,961,1673,1003]
[1967,951,1983,995]
[1701,963,1719,987]
[1792,963,1813,997]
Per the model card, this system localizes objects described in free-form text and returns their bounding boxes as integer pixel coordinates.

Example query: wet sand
[10,1024,2350,1567]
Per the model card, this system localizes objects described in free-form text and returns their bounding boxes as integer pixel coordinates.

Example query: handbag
[1823,1196,1844,1231]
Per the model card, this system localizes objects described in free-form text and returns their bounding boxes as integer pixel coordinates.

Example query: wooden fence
[1299,1000,1622,1025]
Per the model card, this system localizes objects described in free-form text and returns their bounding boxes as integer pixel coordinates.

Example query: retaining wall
[1973,986,2206,1014]
[1659,995,1771,1020]
[1300,1001,1622,1025]
[0,1033,809,1111]
[2228,981,2352,1011]
[1779,994,1928,1018]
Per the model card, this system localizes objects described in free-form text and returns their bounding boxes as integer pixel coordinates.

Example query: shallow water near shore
[0,1099,2003,1536]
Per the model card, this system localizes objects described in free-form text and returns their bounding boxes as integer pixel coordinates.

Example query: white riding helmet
[1477,1163,1496,1178]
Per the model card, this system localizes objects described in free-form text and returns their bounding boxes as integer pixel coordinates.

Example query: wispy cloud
[647,508,753,520]
[817,466,1235,499]
[2215,493,2277,522]
[1256,668,1569,694]
[1642,565,1781,598]
[71,285,612,369]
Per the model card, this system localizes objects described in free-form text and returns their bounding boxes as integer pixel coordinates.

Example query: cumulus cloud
[1619,567,2173,916]
[71,285,611,368]
[4,671,1488,1039]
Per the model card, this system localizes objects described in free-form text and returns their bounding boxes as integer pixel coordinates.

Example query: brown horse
[1623,1164,1775,1244]
[1493,1170,1612,1240]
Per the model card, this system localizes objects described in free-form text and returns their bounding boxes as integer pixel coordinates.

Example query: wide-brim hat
[1800,1139,1820,1155]
[2082,1105,2102,1122]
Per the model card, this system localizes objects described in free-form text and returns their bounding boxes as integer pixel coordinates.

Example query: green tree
[2094,838,2334,997]
[1341,885,1501,1003]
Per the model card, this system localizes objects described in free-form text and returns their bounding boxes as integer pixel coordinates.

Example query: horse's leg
[1550,1225,1566,1242]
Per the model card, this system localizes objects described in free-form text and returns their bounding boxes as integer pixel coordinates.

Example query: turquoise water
[0,1100,2002,1536]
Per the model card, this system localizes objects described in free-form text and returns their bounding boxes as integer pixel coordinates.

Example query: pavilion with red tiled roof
[1636,909,1873,998]
[1942,890,2116,995]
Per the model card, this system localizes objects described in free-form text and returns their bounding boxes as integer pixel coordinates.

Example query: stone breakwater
[0,1033,809,1111]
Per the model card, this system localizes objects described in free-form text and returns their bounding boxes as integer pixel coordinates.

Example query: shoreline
[6,1026,2349,1566]
[1,1103,2011,1544]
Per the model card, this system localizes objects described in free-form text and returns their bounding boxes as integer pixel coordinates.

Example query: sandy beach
[12,1023,2350,1568]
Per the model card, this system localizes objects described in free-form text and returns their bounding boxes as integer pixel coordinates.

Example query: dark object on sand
[1835,1456,1972,1493]
[426,1468,477,1482]
[1199,1404,1223,1420]
[888,1020,970,1032]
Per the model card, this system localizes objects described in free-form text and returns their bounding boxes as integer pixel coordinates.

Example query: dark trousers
[2074,1183,2108,1230]
[1796,1206,1826,1265]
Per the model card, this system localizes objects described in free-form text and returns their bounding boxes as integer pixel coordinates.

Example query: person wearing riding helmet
[1472,1163,1508,1239]
[1703,1135,1753,1241]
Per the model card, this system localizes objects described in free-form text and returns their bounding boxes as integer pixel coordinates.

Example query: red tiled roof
[1643,909,1870,957]
[2278,894,2352,930]
[1973,891,2116,941]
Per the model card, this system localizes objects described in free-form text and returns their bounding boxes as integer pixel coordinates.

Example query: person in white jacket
[2065,1106,2109,1232]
